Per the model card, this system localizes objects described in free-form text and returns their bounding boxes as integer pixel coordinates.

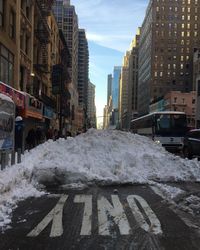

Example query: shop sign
[0,81,25,109]
[24,94,43,120]
[0,94,15,151]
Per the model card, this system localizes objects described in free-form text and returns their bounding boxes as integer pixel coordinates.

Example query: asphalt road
[0,184,200,250]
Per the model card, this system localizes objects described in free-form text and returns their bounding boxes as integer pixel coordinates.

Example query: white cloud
[72,0,148,51]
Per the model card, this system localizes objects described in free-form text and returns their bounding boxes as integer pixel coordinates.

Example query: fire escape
[34,0,55,73]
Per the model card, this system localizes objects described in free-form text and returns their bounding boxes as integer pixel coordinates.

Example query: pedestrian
[26,128,36,150]
[15,116,24,153]
[53,129,59,140]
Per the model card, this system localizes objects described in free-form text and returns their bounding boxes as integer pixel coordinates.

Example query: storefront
[21,94,44,137]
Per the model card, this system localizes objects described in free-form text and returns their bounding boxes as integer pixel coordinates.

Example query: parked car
[183,129,200,159]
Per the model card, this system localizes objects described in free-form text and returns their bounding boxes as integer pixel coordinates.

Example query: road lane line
[27,195,68,238]
[74,195,92,235]
[127,195,162,235]
[98,195,131,235]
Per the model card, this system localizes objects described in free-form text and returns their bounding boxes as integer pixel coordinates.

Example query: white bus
[130,111,188,151]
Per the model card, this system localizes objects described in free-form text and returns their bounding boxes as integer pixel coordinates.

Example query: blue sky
[71,0,149,125]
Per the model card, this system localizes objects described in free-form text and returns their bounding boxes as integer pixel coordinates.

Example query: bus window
[156,115,170,130]
[172,114,187,129]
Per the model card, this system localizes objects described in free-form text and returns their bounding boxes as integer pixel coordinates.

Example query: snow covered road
[0,184,200,250]
[0,129,200,231]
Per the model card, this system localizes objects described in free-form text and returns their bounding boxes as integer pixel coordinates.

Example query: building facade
[138,0,200,116]
[0,1,74,141]
[87,81,96,128]
[119,52,130,129]
[78,29,89,110]
[53,0,78,88]
[53,0,86,134]
[128,33,140,125]
[0,0,20,88]
[193,48,200,127]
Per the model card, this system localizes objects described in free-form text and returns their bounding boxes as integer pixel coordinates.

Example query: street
[0,183,200,250]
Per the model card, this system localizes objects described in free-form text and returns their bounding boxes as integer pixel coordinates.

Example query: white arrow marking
[74,195,92,235]
[127,195,162,235]
[27,195,68,238]
[98,195,131,235]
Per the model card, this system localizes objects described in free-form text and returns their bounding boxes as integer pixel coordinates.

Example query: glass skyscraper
[112,66,121,110]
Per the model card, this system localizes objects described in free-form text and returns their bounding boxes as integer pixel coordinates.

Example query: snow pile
[30,129,200,185]
[1,129,200,229]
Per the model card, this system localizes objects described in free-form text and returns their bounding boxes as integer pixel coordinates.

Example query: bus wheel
[183,147,192,160]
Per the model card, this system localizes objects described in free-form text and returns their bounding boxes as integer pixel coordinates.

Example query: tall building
[112,66,121,110]
[104,74,113,128]
[193,48,200,127]
[107,74,112,105]
[138,0,200,115]
[53,0,79,88]
[78,29,89,110]
[111,66,121,127]
[53,0,80,133]
[87,81,96,128]
[119,52,130,129]
[128,32,140,125]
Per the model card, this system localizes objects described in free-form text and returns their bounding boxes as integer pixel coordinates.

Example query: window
[0,44,14,85]
[9,10,15,39]
[0,0,3,27]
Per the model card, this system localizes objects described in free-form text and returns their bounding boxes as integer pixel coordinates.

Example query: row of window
[155,14,198,21]
[156,0,198,3]
[155,47,191,53]
[0,44,14,85]
[155,23,198,29]
[155,63,190,69]
[155,55,190,60]
[0,1,16,40]
[156,6,198,13]
[155,30,198,37]
[154,71,190,77]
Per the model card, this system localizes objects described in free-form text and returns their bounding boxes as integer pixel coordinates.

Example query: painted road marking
[74,195,92,235]
[27,194,162,237]
[27,195,68,238]
[98,195,131,235]
[127,195,162,235]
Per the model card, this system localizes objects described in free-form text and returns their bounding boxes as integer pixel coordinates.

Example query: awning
[0,81,25,109]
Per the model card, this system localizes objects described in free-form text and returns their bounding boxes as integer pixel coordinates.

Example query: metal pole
[11,150,15,165]
[17,148,21,164]
[59,66,63,135]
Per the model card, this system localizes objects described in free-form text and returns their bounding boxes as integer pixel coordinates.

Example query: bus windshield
[155,114,187,136]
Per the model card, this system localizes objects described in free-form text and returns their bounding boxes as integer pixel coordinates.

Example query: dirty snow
[0,129,200,229]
